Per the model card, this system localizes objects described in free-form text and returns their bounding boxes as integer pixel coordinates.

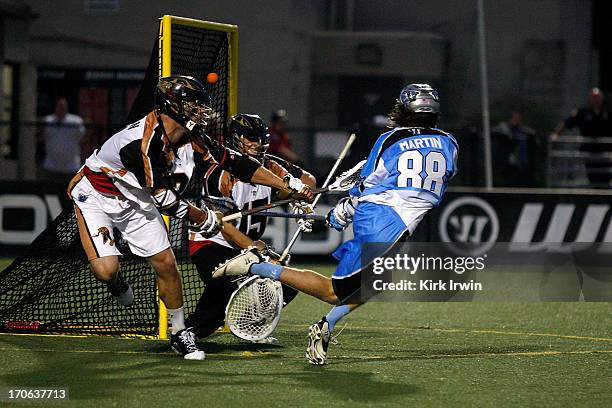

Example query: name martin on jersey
[399,136,443,151]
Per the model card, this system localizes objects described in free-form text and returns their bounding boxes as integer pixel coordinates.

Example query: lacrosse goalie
[185,113,317,342]
[212,84,458,364]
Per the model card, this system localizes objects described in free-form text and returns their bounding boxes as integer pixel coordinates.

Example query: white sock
[167,306,186,334]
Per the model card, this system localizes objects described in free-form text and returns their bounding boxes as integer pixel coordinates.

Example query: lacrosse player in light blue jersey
[212,84,458,364]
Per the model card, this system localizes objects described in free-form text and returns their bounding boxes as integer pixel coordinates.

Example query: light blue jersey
[332,126,458,284]
[352,127,458,207]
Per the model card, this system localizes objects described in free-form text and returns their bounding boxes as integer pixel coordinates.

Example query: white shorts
[68,173,170,260]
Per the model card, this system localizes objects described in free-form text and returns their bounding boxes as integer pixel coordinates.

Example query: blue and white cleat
[306,317,330,365]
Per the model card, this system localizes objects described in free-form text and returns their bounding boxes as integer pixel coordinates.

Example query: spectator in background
[552,88,612,187]
[268,109,299,163]
[492,112,536,187]
[39,97,85,183]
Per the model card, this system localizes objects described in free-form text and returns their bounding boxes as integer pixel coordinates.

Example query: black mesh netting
[0,20,231,336]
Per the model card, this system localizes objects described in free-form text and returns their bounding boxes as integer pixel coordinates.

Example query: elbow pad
[222,153,260,182]
[152,188,189,218]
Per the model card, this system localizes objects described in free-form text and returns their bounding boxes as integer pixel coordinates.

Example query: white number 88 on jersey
[397,150,447,195]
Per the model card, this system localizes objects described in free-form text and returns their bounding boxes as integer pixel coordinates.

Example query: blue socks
[250,262,283,280]
[325,304,351,332]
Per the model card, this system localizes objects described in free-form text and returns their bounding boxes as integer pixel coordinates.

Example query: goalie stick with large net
[0,16,236,337]
[225,275,284,342]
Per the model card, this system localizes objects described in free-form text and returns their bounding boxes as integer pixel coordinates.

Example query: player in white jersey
[185,114,316,340]
[68,76,314,359]
[212,84,458,364]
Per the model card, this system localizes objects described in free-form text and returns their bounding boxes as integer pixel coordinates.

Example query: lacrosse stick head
[197,195,238,215]
[225,276,284,341]
[326,159,367,192]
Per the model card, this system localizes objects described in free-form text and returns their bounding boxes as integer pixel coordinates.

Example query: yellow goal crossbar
[159,15,238,119]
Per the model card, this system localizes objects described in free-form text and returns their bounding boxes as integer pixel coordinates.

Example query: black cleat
[170,328,205,360]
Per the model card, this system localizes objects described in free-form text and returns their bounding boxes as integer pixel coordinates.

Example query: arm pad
[335,196,358,221]
[266,154,304,178]
[223,153,261,182]
[208,142,260,182]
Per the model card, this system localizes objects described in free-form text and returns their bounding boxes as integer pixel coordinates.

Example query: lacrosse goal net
[0,15,238,339]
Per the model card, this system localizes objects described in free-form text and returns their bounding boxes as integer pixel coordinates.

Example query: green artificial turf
[0,262,611,407]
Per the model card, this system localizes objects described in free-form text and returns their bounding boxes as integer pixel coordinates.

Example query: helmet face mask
[228,114,269,161]
[236,136,269,161]
[181,100,212,131]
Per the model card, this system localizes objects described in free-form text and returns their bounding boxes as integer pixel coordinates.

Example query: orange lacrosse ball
[207,72,219,84]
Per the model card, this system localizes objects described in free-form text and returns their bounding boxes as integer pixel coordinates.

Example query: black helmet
[228,114,269,161]
[155,75,212,132]
[392,84,440,127]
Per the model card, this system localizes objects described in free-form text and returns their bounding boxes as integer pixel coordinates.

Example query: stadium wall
[1,0,593,176]
[4,183,612,255]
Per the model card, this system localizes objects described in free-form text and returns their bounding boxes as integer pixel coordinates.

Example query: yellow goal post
[157,15,239,339]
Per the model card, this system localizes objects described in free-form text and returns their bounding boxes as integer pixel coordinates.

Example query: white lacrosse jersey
[189,158,289,252]
[84,112,196,211]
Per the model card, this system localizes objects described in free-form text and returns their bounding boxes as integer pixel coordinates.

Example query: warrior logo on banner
[439,196,499,255]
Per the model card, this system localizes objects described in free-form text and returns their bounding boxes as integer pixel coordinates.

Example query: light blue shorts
[332,202,408,279]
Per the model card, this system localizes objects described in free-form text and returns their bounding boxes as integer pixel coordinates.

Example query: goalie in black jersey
[185,113,317,342]
[68,76,313,360]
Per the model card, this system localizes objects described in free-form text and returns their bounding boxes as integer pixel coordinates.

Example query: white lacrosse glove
[326,196,358,231]
[278,175,314,202]
[290,202,315,233]
[188,206,222,238]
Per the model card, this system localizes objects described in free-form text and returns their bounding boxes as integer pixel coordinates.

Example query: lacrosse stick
[197,195,238,214]
[221,197,300,222]
[258,211,327,221]
[220,150,362,223]
[225,275,284,341]
[279,134,359,261]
